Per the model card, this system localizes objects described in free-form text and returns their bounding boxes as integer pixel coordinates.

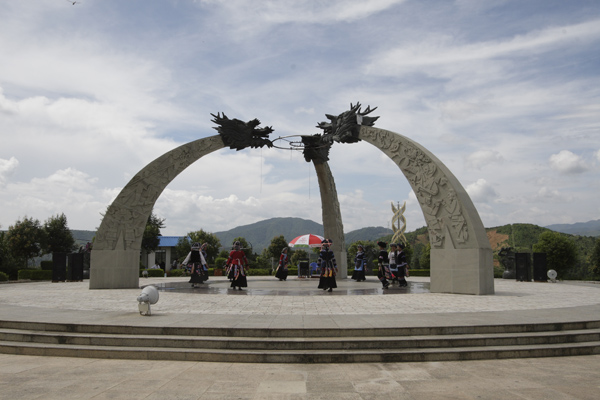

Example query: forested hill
[213,217,392,252]
[545,219,600,237]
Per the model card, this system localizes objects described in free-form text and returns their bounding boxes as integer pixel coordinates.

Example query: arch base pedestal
[430,248,494,295]
[90,250,140,289]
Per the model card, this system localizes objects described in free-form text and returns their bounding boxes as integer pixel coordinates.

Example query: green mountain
[545,220,600,237]
[213,217,392,252]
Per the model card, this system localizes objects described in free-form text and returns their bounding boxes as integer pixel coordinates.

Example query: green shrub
[493,266,504,278]
[214,257,227,268]
[406,269,430,277]
[40,261,54,271]
[18,269,53,280]
[139,269,164,277]
[248,268,271,276]
[0,271,8,281]
[169,268,186,277]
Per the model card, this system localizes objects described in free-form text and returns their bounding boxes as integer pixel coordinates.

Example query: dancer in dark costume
[396,242,409,287]
[200,243,210,281]
[377,241,391,289]
[275,247,290,281]
[183,242,207,288]
[226,241,249,290]
[388,243,399,285]
[351,244,366,281]
[317,239,337,292]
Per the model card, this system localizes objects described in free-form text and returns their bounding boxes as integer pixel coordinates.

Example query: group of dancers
[351,241,409,288]
[185,238,409,292]
[376,241,409,289]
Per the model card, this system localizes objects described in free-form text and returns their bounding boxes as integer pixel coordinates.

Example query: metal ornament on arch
[90,103,494,295]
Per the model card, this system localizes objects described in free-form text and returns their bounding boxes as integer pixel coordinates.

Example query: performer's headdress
[191,242,200,250]
[377,241,387,248]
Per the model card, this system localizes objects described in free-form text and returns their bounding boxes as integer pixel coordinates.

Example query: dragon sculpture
[211,112,274,151]
[303,102,379,163]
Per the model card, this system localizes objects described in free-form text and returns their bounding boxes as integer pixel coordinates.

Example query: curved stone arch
[359,126,494,295]
[90,135,226,289]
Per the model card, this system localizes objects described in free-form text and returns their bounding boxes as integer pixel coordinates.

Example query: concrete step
[1,328,599,351]
[2,319,600,337]
[1,319,600,363]
[1,339,599,363]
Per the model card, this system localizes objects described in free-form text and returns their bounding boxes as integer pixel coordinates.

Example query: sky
[1,0,599,238]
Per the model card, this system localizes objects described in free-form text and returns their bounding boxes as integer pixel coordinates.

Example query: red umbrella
[288,234,325,248]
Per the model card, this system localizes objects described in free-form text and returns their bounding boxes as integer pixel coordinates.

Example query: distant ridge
[544,219,600,237]
[213,217,392,252]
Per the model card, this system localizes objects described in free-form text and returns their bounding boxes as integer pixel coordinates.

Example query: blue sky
[1,0,599,237]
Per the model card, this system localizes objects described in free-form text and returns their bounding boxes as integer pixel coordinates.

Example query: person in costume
[275,247,290,281]
[226,241,249,290]
[388,243,399,285]
[317,239,337,292]
[396,242,409,287]
[377,241,391,289]
[351,244,366,281]
[183,242,207,288]
[200,243,210,281]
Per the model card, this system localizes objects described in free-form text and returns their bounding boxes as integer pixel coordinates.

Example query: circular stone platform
[151,277,430,296]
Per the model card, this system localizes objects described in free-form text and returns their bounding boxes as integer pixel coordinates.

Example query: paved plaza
[0,276,599,399]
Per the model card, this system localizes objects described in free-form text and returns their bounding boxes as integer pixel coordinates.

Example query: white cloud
[549,150,588,174]
[198,0,406,26]
[464,150,504,170]
[533,187,571,203]
[466,179,498,203]
[0,157,19,185]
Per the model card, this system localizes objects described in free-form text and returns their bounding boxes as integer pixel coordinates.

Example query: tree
[175,229,221,264]
[290,249,308,266]
[42,213,76,254]
[141,212,165,255]
[347,240,378,272]
[6,216,45,268]
[532,231,578,277]
[0,228,18,279]
[590,238,600,277]
[420,243,431,269]
[267,235,289,260]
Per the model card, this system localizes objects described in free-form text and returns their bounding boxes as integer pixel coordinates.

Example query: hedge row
[0,271,8,281]
[17,270,53,280]
[139,269,165,277]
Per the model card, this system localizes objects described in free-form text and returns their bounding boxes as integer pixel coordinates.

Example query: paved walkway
[1,277,599,399]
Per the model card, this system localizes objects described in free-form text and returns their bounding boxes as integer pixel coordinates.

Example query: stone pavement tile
[25,379,121,400]
[127,360,194,381]
[506,387,580,400]
[342,365,398,382]
[257,381,306,394]
[384,367,435,382]
[263,369,307,382]
[405,390,475,400]
[302,394,362,400]
[306,380,356,393]
[544,385,600,400]
[204,379,261,394]
[142,379,212,399]
[252,394,308,400]
[351,377,406,394]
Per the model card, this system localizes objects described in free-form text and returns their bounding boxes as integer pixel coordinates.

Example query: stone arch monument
[90,105,494,295]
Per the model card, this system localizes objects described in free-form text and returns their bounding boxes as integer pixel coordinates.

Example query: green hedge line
[40,261,54,271]
[18,270,53,280]
[139,269,164,277]
[0,271,8,281]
